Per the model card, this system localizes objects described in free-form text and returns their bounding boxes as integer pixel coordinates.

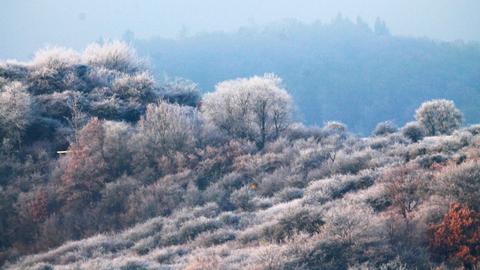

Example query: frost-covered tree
[202,74,293,149]
[137,101,198,156]
[415,99,463,136]
[0,82,32,144]
[83,41,142,73]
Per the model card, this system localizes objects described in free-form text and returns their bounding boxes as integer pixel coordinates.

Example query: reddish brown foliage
[28,188,48,222]
[382,164,424,220]
[430,203,480,268]
[61,118,107,207]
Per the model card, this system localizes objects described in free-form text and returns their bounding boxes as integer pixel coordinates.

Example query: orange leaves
[430,203,480,268]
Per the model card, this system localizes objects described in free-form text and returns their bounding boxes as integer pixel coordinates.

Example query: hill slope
[2,42,480,270]
[6,128,480,269]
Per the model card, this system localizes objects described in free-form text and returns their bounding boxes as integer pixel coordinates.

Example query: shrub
[27,188,49,223]
[218,212,241,227]
[194,229,236,247]
[437,160,480,210]
[230,186,255,211]
[257,169,289,197]
[83,41,142,73]
[32,47,80,70]
[415,99,463,136]
[184,255,221,270]
[160,77,201,107]
[330,149,372,175]
[465,124,480,136]
[401,121,425,142]
[275,187,304,203]
[381,164,428,219]
[262,208,324,243]
[112,72,155,100]
[322,201,376,246]
[302,238,350,270]
[322,121,348,146]
[0,82,32,144]
[430,203,480,268]
[177,217,222,243]
[126,176,185,221]
[34,91,79,121]
[416,153,448,169]
[293,145,334,180]
[102,121,133,177]
[98,176,138,228]
[285,123,325,141]
[305,173,374,204]
[378,257,409,270]
[374,121,398,136]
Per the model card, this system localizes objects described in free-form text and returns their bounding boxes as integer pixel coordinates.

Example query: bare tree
[66,92,87,144]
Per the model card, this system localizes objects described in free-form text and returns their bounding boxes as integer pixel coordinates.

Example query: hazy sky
[1,0,480,60]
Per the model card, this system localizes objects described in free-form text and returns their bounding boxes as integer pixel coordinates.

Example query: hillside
[1,42,480,269]
[6,130,480,270]
[135,17,480,134]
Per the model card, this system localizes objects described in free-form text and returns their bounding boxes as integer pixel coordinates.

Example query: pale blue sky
[1,0,480,60]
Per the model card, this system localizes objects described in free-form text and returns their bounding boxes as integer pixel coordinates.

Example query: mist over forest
[134,17,480,134]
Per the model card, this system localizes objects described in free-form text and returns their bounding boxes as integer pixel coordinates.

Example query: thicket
[1,42,479,270]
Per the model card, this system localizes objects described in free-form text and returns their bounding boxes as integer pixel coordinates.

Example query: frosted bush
[230,186,255,211]
[465,124,480,136]
[285,122,325,141]
[373,121,398,136]
[193,229,236,247]
[102,121,133,175]
[32,46,80,69]
[111,72,156,102]
[257,168,290,196]
[321,201,377,246]
[177,217,222,243]
[304,173,374,204]
[437,160,480,210]
[401,121,425,142]
[262,207,323,243]
[323,121,348,137]
[83,41,143,73]
[275,187,304,203]
[160,77,201,107]
[331,149,373,174]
